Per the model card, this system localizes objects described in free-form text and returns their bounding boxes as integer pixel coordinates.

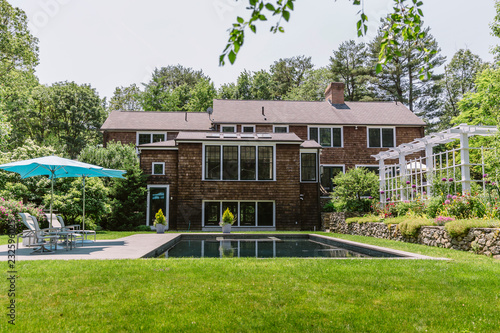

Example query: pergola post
[399,153,407,200]
[425,142,434,197]
[460,131,471,194]
[378,158,386,206]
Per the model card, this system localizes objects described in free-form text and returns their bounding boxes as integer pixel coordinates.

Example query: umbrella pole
[82,176,86,231]
[50,173,54,228]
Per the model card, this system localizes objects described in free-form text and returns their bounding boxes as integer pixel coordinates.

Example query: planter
[155,224,166,234]
[221,224,231,234]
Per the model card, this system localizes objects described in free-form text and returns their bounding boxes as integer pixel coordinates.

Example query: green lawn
[2,232,500,332]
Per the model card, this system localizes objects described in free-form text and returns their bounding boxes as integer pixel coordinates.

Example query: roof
[138,140,177,148]
[175,131,303,143]
[212,99,426,126]
[300,140,322,149]
[101,110,212,131]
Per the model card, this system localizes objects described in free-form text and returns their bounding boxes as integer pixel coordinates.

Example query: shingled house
[101,83,425,230]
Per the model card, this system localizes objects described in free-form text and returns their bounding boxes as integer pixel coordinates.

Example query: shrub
[445,219,500,237]
[398,218,434,237]
[345,217,360,224]
[331,168,378,213]
[357,215,382,223]
[322,201,336,212]
[0,198,46,234]
[426,196,445,218]
[136,225,152,232]
[382,216,409,225]
[395,200,426,217]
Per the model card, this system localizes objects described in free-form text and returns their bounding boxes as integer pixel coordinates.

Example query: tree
[455,66,500,126]
[284,68,334,101]
[369,17,445,114]
[78,141,147,230]
[329,40,373,101]
[270,55,313,99]
[220,1,435,80]
[0,139,57,204]
[108,84,143,111]
[251,70,274,100]
[436,49,484,130]
[235,70,254,100]
[31,81,107,159]
[186,78,217,112]
[0,110,10,152]
[141,65,210,111]
[0,0,39,80]
[218,82,238,99]
[78,141,139,171]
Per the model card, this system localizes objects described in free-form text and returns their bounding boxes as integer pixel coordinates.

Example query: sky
[10,0,500,101]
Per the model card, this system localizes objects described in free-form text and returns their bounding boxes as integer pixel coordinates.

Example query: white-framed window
[300,151,318,182]
[137,132,166,146]
[242,125,255,133]
[152,162,165,175]
[367,127,395,148]
[273,125,289,133]
[202,200,275,227]
[308,126,343,147]
[356,165,380,175]
[203,144,275,181]
[220,125,236,133]
[321,165,345,192]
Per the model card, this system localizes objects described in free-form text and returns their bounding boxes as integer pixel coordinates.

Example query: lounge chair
[18,213,59,254]
[45,213,84,249]
[56,215,96,243]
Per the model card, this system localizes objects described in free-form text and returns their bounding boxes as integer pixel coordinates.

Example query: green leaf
[228,50,236,65]
[237,16,244,24]
[265,3,276,11]
[375,63,383,74]
[282,10,290,22]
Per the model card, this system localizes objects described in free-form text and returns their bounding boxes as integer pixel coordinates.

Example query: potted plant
[219,208,234,234]
[154,209,167,234]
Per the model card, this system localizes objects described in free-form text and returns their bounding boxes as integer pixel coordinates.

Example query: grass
[2,232,500,332]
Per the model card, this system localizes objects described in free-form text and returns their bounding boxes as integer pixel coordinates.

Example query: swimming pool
[154,234,430,259]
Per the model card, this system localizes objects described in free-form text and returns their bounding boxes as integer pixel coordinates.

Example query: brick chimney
[325,82,345,104]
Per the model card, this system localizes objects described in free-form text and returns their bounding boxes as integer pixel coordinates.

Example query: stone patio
[0,233,181,260]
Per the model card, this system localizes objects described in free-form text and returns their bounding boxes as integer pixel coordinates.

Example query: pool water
[159,237,400,258]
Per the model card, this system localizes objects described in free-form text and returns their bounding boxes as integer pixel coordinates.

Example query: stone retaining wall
[322,212,500,256]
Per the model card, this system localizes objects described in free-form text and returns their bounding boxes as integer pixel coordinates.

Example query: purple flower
[444,200,451,205]
[423,191,427,195]
[368,196,373,199]
[406,180,411,184]
[380,190,385,194]
[447,194,453,199]
[483,174,488,178]
[449,178,454,182]
[412,184,416,188]
[442,178,447,182]
[452,195,458,200]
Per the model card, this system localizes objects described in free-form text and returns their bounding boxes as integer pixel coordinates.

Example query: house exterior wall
[103,131,136,146]
[141,142,320,231]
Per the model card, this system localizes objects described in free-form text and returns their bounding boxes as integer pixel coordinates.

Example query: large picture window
[301,153,317,182]
[308,127,342,147]
[368,128,395,148]
[204,145,274,181]
[203,201,274,227]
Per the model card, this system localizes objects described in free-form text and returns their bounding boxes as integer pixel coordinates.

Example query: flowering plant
[154,209,166,226]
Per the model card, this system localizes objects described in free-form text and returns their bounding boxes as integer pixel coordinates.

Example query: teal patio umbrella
[0,156,125,230]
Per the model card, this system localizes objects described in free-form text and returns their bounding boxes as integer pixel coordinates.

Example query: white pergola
[372,124,498,203]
